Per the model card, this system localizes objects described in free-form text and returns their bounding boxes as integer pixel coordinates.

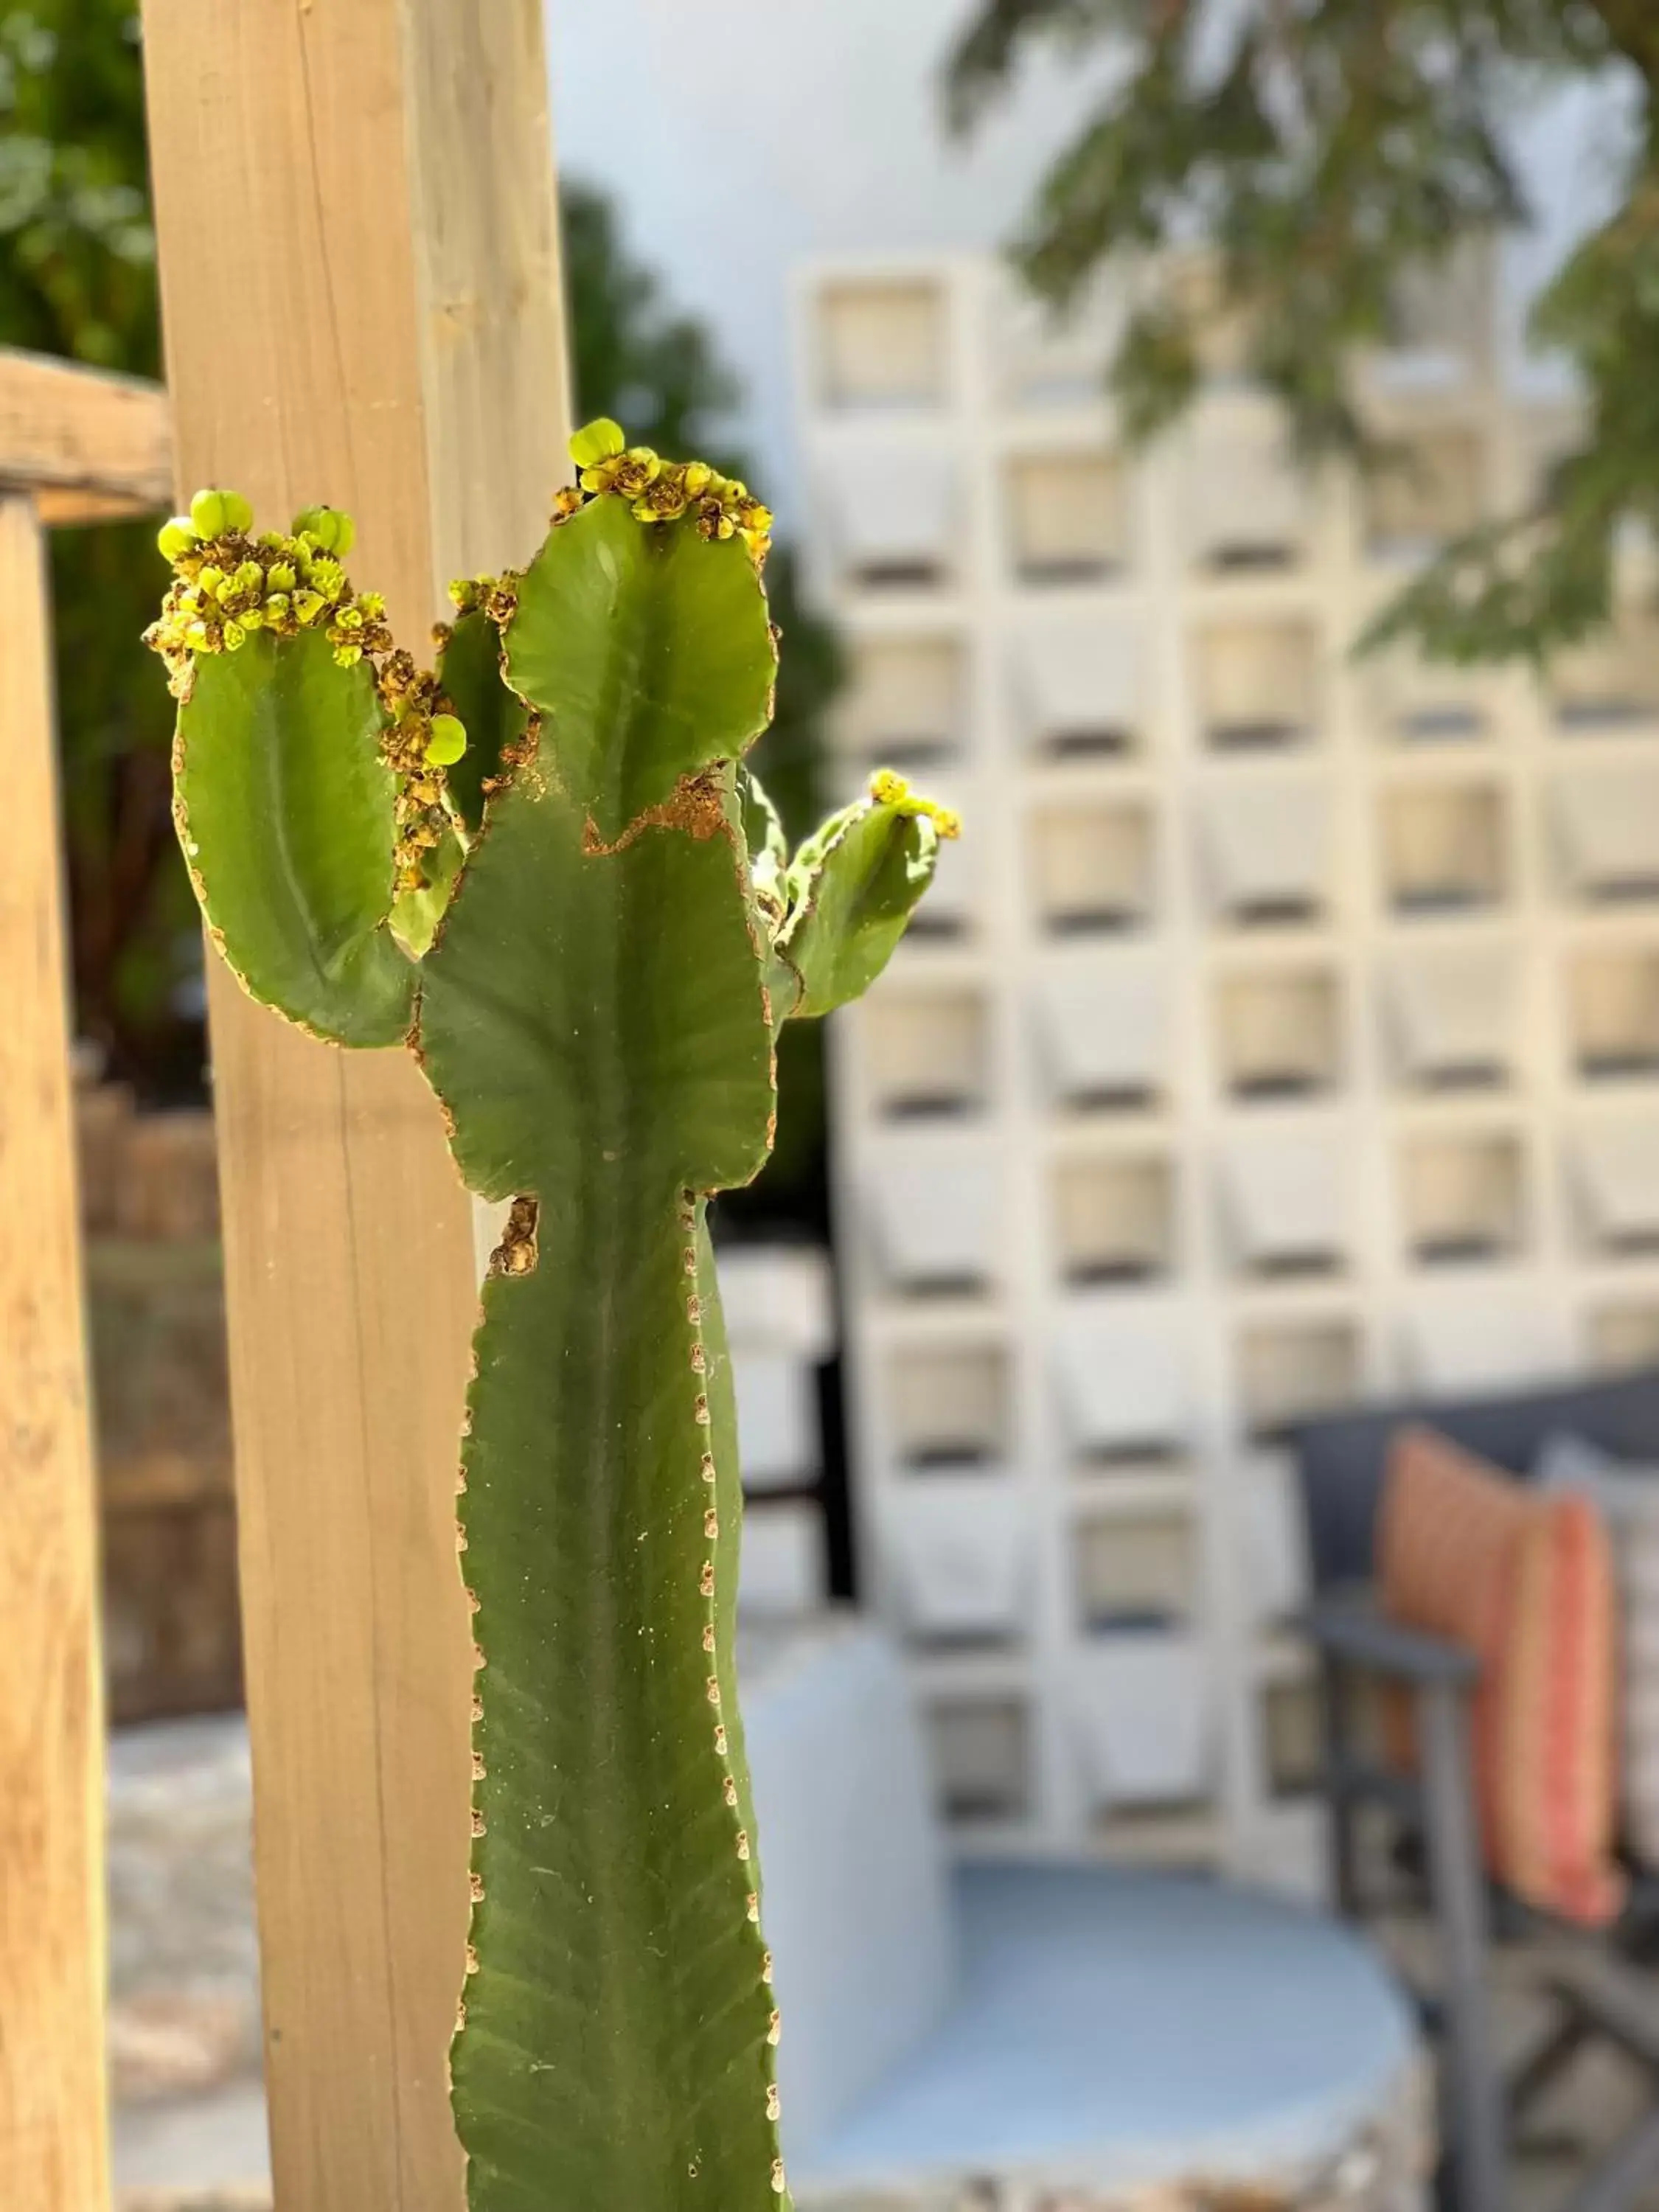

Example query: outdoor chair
[740,1615,1427,2209]
[1292,1366,1659,2212]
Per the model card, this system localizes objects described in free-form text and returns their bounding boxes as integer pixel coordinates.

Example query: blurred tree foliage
[947,0,1659,664]
[0,3,196,1091]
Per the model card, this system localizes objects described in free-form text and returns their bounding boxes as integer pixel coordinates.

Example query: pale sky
[546,1,1639,529]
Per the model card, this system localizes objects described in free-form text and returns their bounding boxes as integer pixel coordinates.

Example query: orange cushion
[1378,1425,1624,1927]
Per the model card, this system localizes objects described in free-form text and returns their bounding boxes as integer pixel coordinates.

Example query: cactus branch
[145,430,953,2211]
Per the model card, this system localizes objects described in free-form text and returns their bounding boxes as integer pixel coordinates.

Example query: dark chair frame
[1291,1368,1659,2212]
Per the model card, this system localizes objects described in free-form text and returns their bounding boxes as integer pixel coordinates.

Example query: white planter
[1054,1297,1189,1459]
[733,1352,819,1492]
[1385,944,1519,1088]
[739,1500,826,1620]
[1197,775,1332,923]
[1032,953,1169,1108]
[1009,614,1143,754]
[1552,764,1659,900]
[1182,410,1307,570]
[818,437,958,586]
[1401,1285,1565,1392]
[866,1130,1003,1292]
[1220,1124,1352,1275]
[880,1478,1030,1640]
[1071,1633,1212,1806]
[1573,1116,1659,1252]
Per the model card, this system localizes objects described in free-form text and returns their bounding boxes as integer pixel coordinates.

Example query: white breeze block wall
[794,248,1659,1891]
[719,1245,835,1621]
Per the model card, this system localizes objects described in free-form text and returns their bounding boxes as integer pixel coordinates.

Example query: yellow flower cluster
[376,650,467,892]
[868,768,962,841]
[147,489,470,896]
[557,417,773,560]
[144,490,390,701]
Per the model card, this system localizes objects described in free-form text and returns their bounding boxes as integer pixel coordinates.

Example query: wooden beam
[0,491,109,2212]
[139,5,569,2208]
[0,349,171,521]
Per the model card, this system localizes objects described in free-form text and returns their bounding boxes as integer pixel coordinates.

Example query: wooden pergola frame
[0,344,172,2212]
[0,7,569,2207]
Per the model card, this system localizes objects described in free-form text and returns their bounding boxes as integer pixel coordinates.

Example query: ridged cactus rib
[145,439,953,2212]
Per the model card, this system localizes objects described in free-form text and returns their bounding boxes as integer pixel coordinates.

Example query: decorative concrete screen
[793,250,1656,1890]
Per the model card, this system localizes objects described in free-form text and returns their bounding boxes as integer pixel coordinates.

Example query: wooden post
[0,490,109,2212]
[139,7,570,2207]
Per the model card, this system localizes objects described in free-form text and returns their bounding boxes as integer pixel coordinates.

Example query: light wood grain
[139,4,568,2206]
[0,491,110,2212]
[0,348,171,519]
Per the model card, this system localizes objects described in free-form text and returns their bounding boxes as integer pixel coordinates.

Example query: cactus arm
[415,505,790,2207]
[437,605,531,835]
[501,496,776,843]
[148,452,955,2212]
[777,774,956,1020]
[173,627,414,1045]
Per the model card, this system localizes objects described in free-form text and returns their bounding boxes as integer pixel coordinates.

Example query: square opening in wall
[1216,967,1343,1100]
[1051,1152,1175,1285]
[1197,775,1333,927]
[1194,619,1321,751]
[1381,783,1506,914]
[1074,1507,1198,1632]
[1220,1126,1351,1278]
[1056,1301,1189,1463]
[1552,766,1659,905]
[1548,611,1659,731]
[1262,1675,1322,1798]
[866,1131,1003,1294]
[1570,950,1659,1081]
[1364,428,1485,559]
[1005,452,1126,583]
[1401,1130,1526,1265]
[835,635,964,765]
[1032,955,1171,1113]
[1586,1301,1659,1374]
[733,1352,819,1492]
[1401,1287,1562,1393]
[1359,645,1490,744]
[926,1696,1029,1822]
[1183,414,1308,571]
[1572,1120,1659,1258]
[863,987,989,1117]
[739,1501,826,1621]
[1244,1457,1310,1627]
[887,1343,1009,1471]
[1071,1635,1212,1809]
[817,279,947,411]
[881,1478,1030,1645]
[996,279,1121,408]
[1009,618,1144,757]
[1385,945,1518,1091]
[821,444,958,591]
[1237,1318,1363,1441]
[1029,801,1155,935]
[1376,250,1490,382]
[905,819,975,942]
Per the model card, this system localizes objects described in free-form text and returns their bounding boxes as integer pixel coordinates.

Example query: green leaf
[438,608,529,833]
[417,759,783,2210]
[502,497,776,841]
[173,627,413,1045]
[779,797,942,1018]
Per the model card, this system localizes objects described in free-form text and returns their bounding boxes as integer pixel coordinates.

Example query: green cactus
[145,420,956,2211]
